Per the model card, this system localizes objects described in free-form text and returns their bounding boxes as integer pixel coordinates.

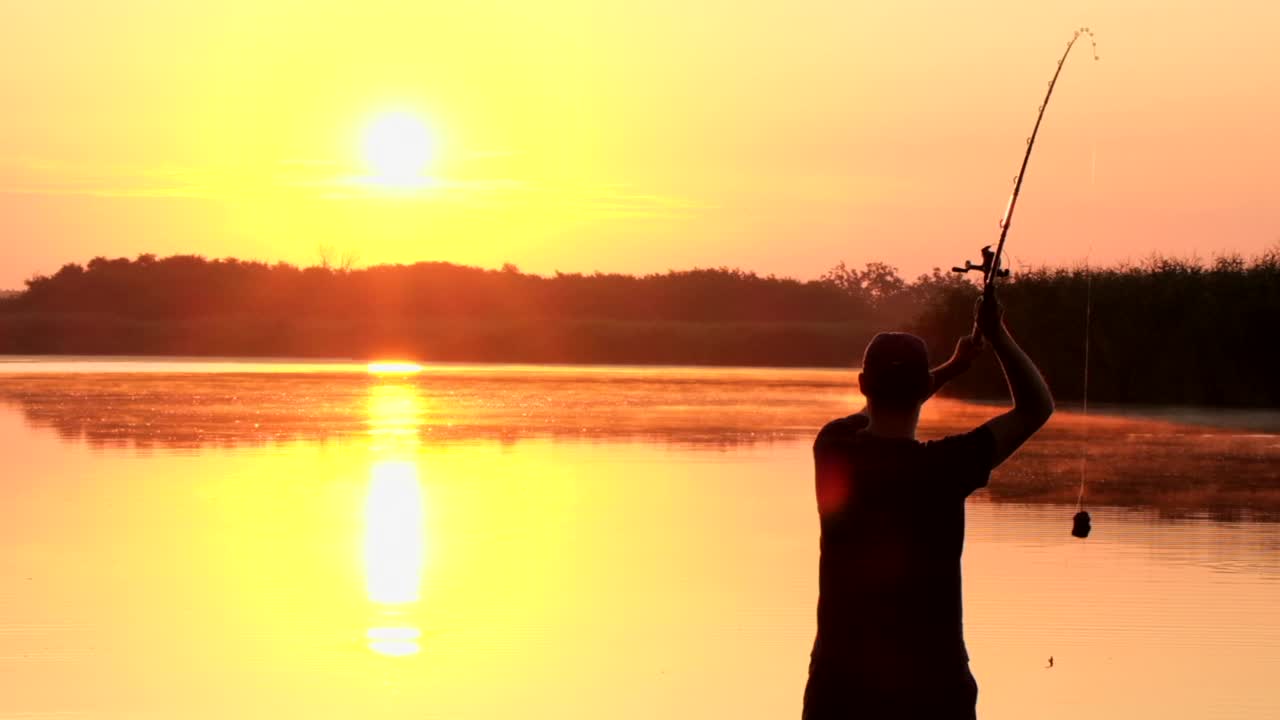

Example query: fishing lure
[953,28,1099,538]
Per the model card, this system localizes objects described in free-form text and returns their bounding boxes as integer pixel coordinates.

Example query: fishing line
[1072,57,1101,540]
[1072,255,1094,536]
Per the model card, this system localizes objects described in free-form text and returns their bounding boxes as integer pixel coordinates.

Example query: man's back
[803,414,994,717]
[802,299,1053,719]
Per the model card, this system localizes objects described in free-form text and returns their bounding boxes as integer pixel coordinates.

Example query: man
[802,291,1053,719]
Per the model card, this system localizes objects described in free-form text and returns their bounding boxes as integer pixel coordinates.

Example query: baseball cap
[861,332,930,381]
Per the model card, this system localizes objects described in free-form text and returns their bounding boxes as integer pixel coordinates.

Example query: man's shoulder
[921,425,996,454]
[919,426,997,492]
[814,413,870,449]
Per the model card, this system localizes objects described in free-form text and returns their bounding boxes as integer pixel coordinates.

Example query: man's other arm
[926,334,983,399]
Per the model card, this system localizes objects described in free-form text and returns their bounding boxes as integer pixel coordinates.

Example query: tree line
[912,250,1280,407]
[1,248,1277,406]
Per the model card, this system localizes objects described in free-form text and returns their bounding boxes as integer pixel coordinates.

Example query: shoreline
[3,352,1278,423]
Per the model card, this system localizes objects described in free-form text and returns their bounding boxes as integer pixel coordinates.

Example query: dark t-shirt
[805,413,995,696]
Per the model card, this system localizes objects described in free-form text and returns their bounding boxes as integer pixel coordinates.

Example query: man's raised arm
[979,292,1054,468]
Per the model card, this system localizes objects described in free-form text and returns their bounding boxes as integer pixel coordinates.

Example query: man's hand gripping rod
[952,246,1008,343]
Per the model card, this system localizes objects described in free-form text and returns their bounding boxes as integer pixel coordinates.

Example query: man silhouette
[802,291,1053,719]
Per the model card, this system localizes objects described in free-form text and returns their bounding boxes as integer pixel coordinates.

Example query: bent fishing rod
[951,27,1098,538]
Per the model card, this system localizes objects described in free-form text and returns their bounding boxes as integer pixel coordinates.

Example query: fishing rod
[952,27,1098,538]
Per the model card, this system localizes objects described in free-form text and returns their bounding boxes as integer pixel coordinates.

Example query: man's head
[858,332,931,412]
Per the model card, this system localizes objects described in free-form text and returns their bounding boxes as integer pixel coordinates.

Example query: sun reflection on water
[365,461,424,605]
[365,625,424,657]
[363,382,427,656]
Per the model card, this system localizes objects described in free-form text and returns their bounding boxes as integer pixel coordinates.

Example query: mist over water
[1,360,1277,719]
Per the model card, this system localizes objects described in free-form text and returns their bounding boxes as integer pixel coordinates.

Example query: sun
[362,112,435,186]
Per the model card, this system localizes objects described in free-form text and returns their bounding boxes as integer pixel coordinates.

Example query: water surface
[1,360,1277,719]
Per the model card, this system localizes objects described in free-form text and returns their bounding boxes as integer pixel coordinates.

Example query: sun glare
[368,361,424,374]
[362,112,435,186]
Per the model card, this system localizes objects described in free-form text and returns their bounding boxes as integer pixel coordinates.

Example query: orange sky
[1,1,1276,289]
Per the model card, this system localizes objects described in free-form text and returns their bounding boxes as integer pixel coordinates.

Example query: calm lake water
[1,359,1278,719]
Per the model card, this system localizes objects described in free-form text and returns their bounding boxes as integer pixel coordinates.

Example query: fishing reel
[952,245,1011,279]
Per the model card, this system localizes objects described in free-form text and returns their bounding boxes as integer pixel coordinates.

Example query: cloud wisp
[0,157,706,219]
